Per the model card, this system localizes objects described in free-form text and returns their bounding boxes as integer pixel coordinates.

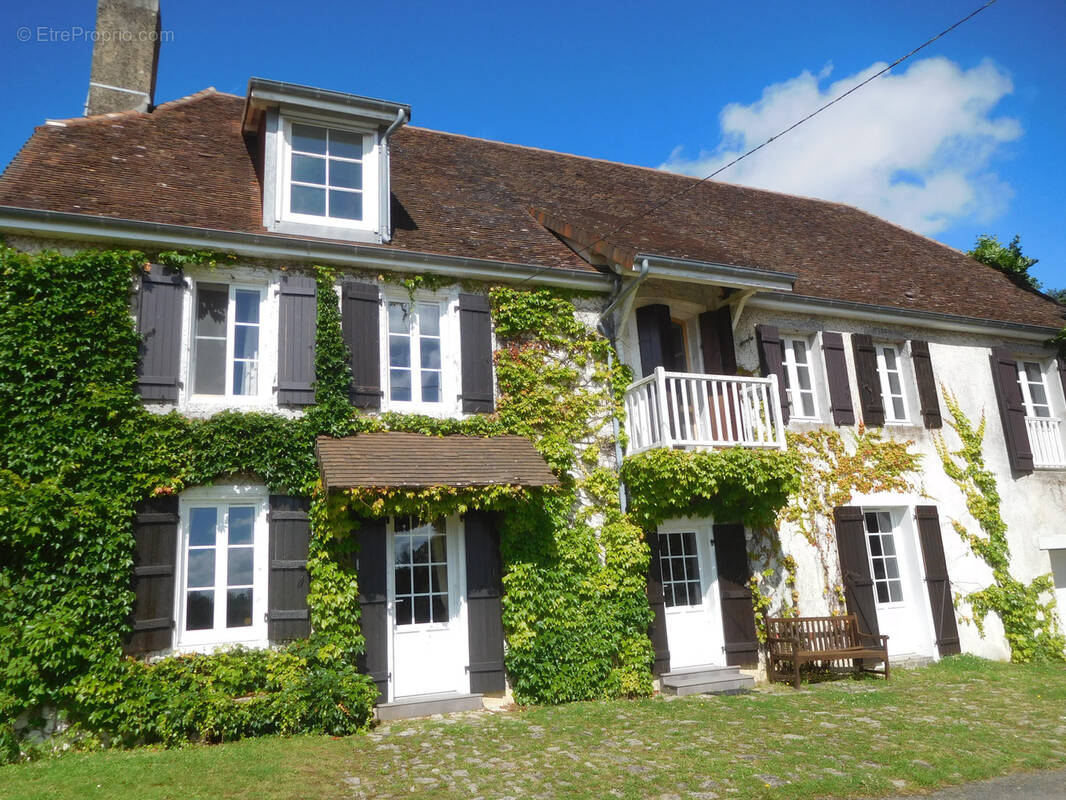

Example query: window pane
[329,129,363,160]
[877,512,892,532]
[431,563,448,594]
[1030,381,1049,408]
[395,596,412,626]
[887,371,902,395]
[882,347,898,369]
[431,594,448,623]
[800,394,816,418]
[329,189,362,220]
[885,558,900,580]
[186,590,214,630]
[660,557,673,583]
[418,304,440,336]
[412,534,430,563]
[226,588,253,628]
[329,159,362,190]
[872,559,886,580]
[232,361,258,396]
[881,534,896,556]
[194,338,226,395]
[395,536,411,564]
[234,325,259,360]
[195,284,228,337]
[687,581,702,604]
[228,548,254,586]
[292,153,325,185]
[1024,362,1043,383]
[291,184,326,216]
[189,507,217,547]
[864,512,879,533]
[228,506,255,544]
[292,124,327,154]
[234,290,260,324]
[889,581,903,603]
[684,556,700,582]
[413,595,431,624]
[430,534,447,562]
[394,566,411,595]
[875,583,889,604]
[389,335,411,368]
[796,366,812,391]
[388,302,408,333]
[413,565,430,594]
[421,371,441,403]
[187,549,215,588]
[421,339,441,370]
[868,535,882,556]
[390,369,411,401]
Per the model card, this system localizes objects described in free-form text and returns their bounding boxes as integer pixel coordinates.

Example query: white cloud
[660,57,1022,235]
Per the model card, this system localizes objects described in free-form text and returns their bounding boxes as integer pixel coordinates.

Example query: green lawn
[4,656,1066,800]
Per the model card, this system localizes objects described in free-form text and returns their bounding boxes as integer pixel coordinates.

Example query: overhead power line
[518,0,999,285]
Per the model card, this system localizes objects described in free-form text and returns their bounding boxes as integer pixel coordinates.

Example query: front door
[387,515,470,699]
[657,518,725,670]
[862,509,934,658]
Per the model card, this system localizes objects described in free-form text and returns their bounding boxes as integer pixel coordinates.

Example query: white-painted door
[658,519,725,670]
[388,515,470,700]
[862,509,934,658]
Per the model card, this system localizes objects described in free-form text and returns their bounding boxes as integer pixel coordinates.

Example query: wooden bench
[766,615,889,689]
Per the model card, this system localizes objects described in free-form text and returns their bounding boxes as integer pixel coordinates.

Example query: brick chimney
[84,0,161,116]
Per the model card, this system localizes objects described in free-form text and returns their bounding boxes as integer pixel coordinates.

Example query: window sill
[270,218,382,244]
[172,637,271,655]
[382,402,466,418]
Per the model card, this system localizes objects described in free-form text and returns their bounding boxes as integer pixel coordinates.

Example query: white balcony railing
[1026,416,1066,469]
[623,367,787,456]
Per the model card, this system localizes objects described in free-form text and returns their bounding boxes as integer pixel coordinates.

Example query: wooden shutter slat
[464,511,506,693]
[990,346,1034,474]
[341,282,382,409]
[755,324,790,425]
[135,265,184,403]
[834,506,880,637]
[851,334,885,427]
[646,530,671,676]
[699,307,737,376]
[713,524,759,667]
[636,304,674,377]
[821,332,855,425]
[267,495,311,643]
[914,505,961,656]
[356,518,388,701]
[125,495,178,655]
[910,340,942,429]
[277,275,317,407]
[459,293,495,413]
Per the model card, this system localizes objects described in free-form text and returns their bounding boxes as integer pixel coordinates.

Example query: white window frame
[782,334,820,421]
[862,508,906,609]
[187,279,273,405]
[381,290,461,416]
[1016,359,1053,418]
[875,343,910,424]
[278,116,380,235]
[175,485,269,651]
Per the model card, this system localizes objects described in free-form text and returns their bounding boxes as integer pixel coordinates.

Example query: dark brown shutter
[277,275,317,406]
[124,496,178,655]
[755,324,790,425]
[135,265,184,403]
[645,530,671,676]
[910,340,942,429]
[464,511,506,692]
[458,293,495,413]
[1057,356,1066,405]
[821,332,855,425]
[699,307,738,375]
[990,346,1034,474]
[267,495,311,642]
[851,334,885,427]
[914,506,961,657]
[341,281,381,409]
[636,304,674,377]
[356,518,388,701]
[834,506,880,637]
[713,524,759,667]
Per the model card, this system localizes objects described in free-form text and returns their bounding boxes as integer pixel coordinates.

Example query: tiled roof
[1,89,1062,329]
[315,433,560,490]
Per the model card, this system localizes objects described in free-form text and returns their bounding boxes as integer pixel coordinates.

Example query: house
[2,0,1064,723]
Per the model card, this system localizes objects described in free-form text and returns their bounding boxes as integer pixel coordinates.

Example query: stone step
[892,653,935,669]
[661,665,755,696]
[376,692,484,721]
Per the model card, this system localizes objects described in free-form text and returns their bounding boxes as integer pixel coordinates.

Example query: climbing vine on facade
[935,391,1066,663]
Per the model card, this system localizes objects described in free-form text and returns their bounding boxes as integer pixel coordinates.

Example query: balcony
[1026,416,1066,469]
[623,367,787,456]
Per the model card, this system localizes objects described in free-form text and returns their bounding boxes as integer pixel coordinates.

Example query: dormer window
[243,78,410,245]
[283,121,375,228]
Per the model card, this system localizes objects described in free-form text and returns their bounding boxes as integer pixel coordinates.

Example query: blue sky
[2,0,1063,291]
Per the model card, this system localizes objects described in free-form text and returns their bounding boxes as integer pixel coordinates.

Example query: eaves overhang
[242,77,411,135]
[0,206,612,293]
[633,253,797,294]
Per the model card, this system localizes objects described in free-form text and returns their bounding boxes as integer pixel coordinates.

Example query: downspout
[378,108,409,243]
[597,258,651,512]
[383,107,408,140]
